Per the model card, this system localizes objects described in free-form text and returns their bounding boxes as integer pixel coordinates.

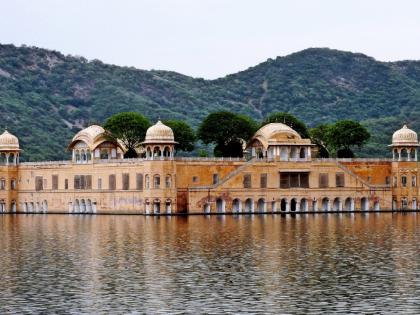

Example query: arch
[290,198,297,212]
[332,197,341,211]
[203,203,211,214]
[244,198,253,212]
[257,198,266,212]
[68,202,73,213]
[321,197,329,211]
[344,197,354,211]
[300,198,308,212]
[361,197,369,211]
[271,200,277,212]
[280,147,288,161]
[145,200,151,214]
[100,149,109,159]
[232,198,241,213]
[374,200,380,211]
[0,200,4,212]
[410,149,416,160]
[299,147,306,159]
[281,198,288,212]
[401,148,408,161]
[86,199,92,213]
[290,147,297,159]
[413,198,417,210]
[163,146,171,158]
[153,199,160,214]
[312,199,318,211]
[146,147,152,159]
[8,153,15,165]
[36,202,40,212]
[0,178,6,190]
[0,153,6,165]
[393,148,399,160]
[80,199,86,212]
[74,199,80,212]
[11,200,16,212]
[81,149,86,162]
[165,199,172,214]
[153,146,161,159]
[86,150,91,161]
[216,198,225,213]
[24,202,28,213]
[30,202,34,212]
[42,200,48,213]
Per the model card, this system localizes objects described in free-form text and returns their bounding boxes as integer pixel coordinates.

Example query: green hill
[1,44,420,161]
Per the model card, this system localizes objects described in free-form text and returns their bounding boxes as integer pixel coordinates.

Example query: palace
[0,121,418,214]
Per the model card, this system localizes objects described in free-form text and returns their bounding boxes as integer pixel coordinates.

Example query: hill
[1,44,420,160]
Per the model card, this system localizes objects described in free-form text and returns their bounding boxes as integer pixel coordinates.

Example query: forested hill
[1,44,420,161]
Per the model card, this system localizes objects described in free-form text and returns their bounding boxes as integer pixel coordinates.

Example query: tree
[310,124,333,158]
[163,120,196,154]
[328,120,370,157]
[197,111,258,157]
[262,112,310,138]
[310,120,370,158]
[104,112,150,158]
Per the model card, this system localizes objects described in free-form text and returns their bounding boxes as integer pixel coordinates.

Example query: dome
[68,124,123,151]
[0,130,20,151]
[255,123,301,141]
[143,121,175,144]
[391,125,419,146]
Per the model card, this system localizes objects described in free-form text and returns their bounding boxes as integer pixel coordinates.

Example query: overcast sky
[1,0,420,79]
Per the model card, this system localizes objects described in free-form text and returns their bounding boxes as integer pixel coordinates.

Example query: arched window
[401,149,408,161]
[145,175,150,189]
[0,178,6,190]
[290,147,297,159]
[153,146,161,158]
[163,146,171,157]
[165,175,171,188]
[410,149,416,160]
[8,153,15,165]
[0,153,6,165]
[86,150,91,161]
[75,150,80,162]
[154,175,160,189]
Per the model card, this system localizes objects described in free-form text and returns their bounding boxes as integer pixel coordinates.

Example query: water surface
[1,213,420,314]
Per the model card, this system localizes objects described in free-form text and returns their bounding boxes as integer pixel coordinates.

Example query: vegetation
[103,112,150,158]
[0,44,418,160]
[197,111,258,157]
[310,121,370,158]
[163,120,196,154]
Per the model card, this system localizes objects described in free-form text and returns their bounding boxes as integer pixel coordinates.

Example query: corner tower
[0,130,20,212]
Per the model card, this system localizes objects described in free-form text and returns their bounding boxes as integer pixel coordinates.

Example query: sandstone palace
[0,121,418,214]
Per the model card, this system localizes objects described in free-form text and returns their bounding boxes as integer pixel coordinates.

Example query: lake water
[1,213,420,314]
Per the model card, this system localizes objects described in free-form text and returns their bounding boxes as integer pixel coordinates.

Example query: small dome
[0,130,20,151]
[392,125,418,146]
[71,125,105,143]
[143,121,175,143]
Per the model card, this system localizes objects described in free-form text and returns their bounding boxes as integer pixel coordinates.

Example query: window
[319,173,329,188]
[136,173,143,190]
[165,175,171,188]
[154,175,160,189]
[385,176,390,186]
[213,174,219,185]
[280,172,309,188]
[109,174,116,190]
[97,178,102,190]
[243,174,251,189]
[65,179,69,190]
[100,149,109,159]
[192,176,198,183]
[145,175,150,189]
[367,176,372,183]
[43,179,47,189]
[10,179,16,190]
[0,178,6,190]
[52,175,58,190]
[412,175,417,187]
[74,175,91,190]
[35,176,43,191]
[402,176,407,187]
[393,176,398,188]
[335,173,345,187]
[122,173,129,190]
[260,173,267,188]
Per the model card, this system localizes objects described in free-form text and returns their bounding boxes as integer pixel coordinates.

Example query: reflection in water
[1,213,420,313]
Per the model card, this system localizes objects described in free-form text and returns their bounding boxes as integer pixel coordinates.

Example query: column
[339,200,343,211]
[285,201,289,212]
[415,150,418,162]
[5,153,9,166]
[398,148,401,161]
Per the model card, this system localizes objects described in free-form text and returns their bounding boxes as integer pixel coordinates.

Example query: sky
[1,0,420,79]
